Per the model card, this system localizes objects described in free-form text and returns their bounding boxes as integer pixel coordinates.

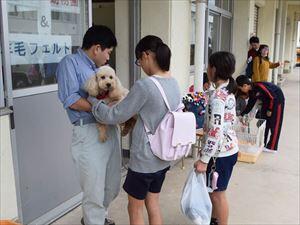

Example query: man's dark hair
[208,51,236,94]
[249,36,260,44]
[82,25,117,50]
[236,75,252,87]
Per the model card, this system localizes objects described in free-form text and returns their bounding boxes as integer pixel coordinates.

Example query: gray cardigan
[92,75,181,173]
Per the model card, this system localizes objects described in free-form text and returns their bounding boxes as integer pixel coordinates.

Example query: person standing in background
[252,44,281,82]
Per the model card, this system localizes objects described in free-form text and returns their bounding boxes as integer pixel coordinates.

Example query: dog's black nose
[106,83,111,88]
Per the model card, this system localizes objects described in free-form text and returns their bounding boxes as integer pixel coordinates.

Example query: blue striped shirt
[56,48,98,124]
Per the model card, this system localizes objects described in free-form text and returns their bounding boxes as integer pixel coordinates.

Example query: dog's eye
[109,76,113,79]
[101,76,105,79]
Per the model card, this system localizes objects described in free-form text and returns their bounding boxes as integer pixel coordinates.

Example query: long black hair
[258,44,269,63]
[208,51,236,94]
[135,35,171,71]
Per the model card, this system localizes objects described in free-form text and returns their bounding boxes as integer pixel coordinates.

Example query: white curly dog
[85,65,136,142]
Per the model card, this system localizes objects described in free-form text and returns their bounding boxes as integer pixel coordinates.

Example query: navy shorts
[123,166,170,200]
[206,153,238,192]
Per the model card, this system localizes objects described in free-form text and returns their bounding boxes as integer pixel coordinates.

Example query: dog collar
[96,91,109,100]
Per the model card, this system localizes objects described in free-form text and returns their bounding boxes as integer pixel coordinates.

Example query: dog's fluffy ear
[84,75,99,97]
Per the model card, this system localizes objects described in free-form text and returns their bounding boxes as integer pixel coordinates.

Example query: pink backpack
[145,77,196,161]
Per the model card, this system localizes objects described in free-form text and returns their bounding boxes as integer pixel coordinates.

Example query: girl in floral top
[194,51,239,225]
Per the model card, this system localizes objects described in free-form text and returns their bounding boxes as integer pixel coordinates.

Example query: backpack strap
[149,77,171,111]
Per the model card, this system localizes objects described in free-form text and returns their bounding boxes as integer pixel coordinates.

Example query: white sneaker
[263,147,277,153]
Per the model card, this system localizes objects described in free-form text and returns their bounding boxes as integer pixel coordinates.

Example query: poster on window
[9,33,72,65]
[50,0,80,14]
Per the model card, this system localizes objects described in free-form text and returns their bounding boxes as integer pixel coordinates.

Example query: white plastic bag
[181,170,212,225]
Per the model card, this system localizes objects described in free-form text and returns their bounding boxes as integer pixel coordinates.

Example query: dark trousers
[264,102,285,151]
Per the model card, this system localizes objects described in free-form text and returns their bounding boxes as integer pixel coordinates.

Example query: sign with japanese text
[50,0,80,14]
[9,34,72,65]
[7,0,80,14]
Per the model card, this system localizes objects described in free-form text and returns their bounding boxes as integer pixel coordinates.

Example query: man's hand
[194,160,208,173]
[69,98,92,112]
[87,96,100,105]
[267,110,272,117]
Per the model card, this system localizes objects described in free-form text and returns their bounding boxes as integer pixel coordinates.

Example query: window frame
[3,0,90,98]
[190,0,233,74]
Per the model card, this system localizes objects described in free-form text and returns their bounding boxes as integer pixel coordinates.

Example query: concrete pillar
[194,0,206,92]
[273,0,283,85]
[257,0,277,82]
[291,15,299,72]
[278,0,288,78]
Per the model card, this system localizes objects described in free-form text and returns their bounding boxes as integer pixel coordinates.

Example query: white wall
[0,115,18,220]
[169,0,191,93]
[141,0,171,44]
[141,0,190,93]
[232,0,252,76]
[257,0,277,81]
[284,5,300,62]
[141,0,171,79]
[257,0,276,61]
[114,0,130,149]
[115,0,130,89]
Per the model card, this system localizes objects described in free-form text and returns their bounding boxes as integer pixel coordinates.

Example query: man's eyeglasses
[135,58,141,66]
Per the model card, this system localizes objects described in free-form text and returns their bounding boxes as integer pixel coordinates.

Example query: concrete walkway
[53,69,300,225]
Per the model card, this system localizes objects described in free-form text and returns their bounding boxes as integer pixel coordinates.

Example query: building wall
[169,0,191,93]
[257,0,277,81]
[141,0,171,44]
[140,0,171,77]
[115,0,130,89]
[141,0,190,93]
[285,5,300,62]
[115,0,130,149]
[257,0,276,61]
[232,0,252,76]
[0,115,18,220]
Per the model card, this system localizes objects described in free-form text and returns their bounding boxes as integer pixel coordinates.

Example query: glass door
[1,0,90,224]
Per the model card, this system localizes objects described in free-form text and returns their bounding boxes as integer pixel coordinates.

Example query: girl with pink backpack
[88,35,182,225]
[194,52,239,225]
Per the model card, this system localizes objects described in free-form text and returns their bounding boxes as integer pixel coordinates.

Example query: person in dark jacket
[245,36,260,79]
[236,75,285,152]
[248,36,260,60]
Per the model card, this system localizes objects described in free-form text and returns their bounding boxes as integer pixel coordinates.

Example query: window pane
[190,11,196,66]
[209,0,221,8]
[208,13,220,58]
[7,0,88,90]
[221,16,231,52]
[222,0,229,11]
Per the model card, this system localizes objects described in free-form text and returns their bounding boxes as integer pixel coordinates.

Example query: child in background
[189,72,211,92]
[236,75,285,152]
[235,89,248,116]
[246,36,260,79]
[252,44,281,82]
[247,36,260,61]
[194,52,239,225]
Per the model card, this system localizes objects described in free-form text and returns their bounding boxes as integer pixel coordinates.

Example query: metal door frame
[0,1,23,222]
[0,44,5,108]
